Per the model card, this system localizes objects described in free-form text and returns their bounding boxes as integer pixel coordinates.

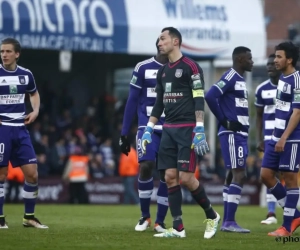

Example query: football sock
[191,184,216,219]
[138,177,153,218]
[226,183,242,221]
[266,189,276,214]
[0,181,4,216]
[23,181,38,216]
[283,188,300,232]
[168,185,183,231]
[223,185,229,222]
[155,180,168,224]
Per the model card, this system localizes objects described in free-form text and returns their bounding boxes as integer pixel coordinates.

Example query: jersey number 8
[238,146,243,158]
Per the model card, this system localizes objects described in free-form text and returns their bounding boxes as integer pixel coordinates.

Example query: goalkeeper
[141,27,220,239]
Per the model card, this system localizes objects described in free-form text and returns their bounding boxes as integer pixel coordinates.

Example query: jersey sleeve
[212,77,233,95]
[292,88,300,109]
[120,65,145,135]
[185,61,205,112]
[129,63,145,89]
[26,71,37,93]
[254,85,264,107]
[189,64,205,97]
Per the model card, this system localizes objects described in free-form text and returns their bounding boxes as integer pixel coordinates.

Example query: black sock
[168,185,184,231]
[191,184,216,219]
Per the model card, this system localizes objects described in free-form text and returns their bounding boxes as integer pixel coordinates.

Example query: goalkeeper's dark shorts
[157,124,196,173]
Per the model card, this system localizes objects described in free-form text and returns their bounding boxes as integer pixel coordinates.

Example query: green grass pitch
[0,205,299,250]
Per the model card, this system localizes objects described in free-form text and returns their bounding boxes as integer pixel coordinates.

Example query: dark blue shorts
[136,129,161,163]
[219,133,248,169]
[262,140,300,172]
[0,125,37,167]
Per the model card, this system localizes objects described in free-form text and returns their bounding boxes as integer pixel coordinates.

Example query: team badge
[175,69,183,78]
[18,75,26,84]
[238,159,244,166]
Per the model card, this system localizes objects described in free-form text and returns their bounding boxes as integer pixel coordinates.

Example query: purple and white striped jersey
[255,79,277,141]
[121,57,165,135]
[213,68,249,137]
[0,65,36,126]
[272,71,300,142]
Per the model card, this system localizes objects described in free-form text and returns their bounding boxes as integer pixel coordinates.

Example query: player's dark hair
[275,41,299,67]
[232,46,251,57]
[268,53,276,58]
[161,27,182,46]
[1,38,21,53]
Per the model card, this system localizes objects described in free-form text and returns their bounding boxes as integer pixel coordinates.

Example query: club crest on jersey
[175,69,183,78]
[18,76,26,84]
[238,159,244,166]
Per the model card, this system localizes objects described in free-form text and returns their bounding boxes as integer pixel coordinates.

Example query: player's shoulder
[16,65,34,76]
[220,68,240,82]
[291,70,300,88]
[134,57,157,72]
[181,56,202,74]
[255,79,271,93]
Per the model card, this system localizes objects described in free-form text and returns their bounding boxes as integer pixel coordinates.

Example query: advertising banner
[125,0,266,58]
[5,177,262,205]
[0,0,265,58]
[0,0,128,53]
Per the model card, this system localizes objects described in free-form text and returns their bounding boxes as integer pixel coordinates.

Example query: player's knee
[159,170,166,182]
[24,169,38,183]
[0,167,8,182]
[139,161,154,180]
[260,168,275,186]
[164,169,177,185]
[232,169,247,184]
[282,172,298,189]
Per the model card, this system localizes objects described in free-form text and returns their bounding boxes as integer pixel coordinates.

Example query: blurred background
[2,0,300,206]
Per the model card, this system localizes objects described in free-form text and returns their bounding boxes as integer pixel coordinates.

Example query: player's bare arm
[25,91,40,125]
[195,110,204,123]
[256,106,264,151]
[275,108,300,152]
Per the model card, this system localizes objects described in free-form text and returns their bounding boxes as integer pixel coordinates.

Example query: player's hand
[221,119,243,132]
[141,126,153,155]
[119,135,130,156]
[256,141,265,152]
[24,111,39,125]
[275,137,286,152]
[191,126,209,156]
